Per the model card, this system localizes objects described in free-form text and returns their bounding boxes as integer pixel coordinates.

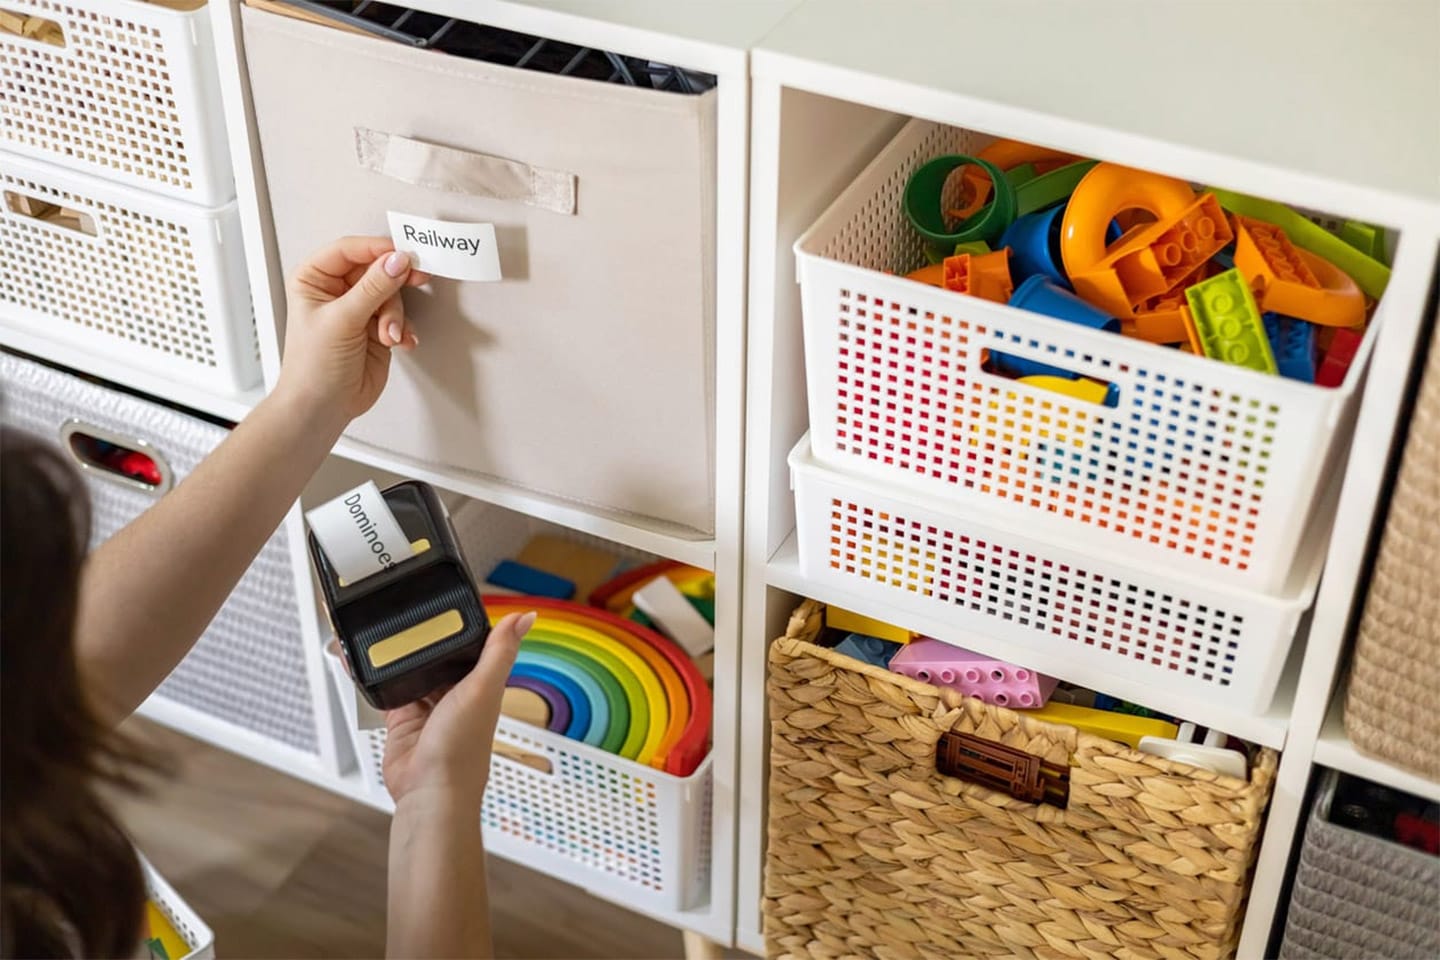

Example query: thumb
[331,251,413,329]
[453,610,531,709]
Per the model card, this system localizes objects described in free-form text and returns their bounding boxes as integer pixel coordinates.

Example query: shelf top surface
[755,0,1440,205]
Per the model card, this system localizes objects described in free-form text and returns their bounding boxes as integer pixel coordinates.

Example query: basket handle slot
[59,421,173,496]
[935,730,1068,808]
[979,348,1120,408]
[0,8,64,46]
[492,740,554,775]
[354,128,576,215]
[4,189,95,236]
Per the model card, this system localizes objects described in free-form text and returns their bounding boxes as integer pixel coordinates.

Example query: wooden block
[500,687,550,729]
[515,535,622,602]
[6,194,58,219]
[0,9,26,34]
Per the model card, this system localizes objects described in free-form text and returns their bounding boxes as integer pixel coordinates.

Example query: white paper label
[387,211,502,281]
[306,481,412,586]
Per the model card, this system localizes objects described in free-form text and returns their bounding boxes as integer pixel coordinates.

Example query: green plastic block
[1014,160,1098,217]
[1184,268,1277,374]
[1340,220,1388,265]
[953,240,993,256]
[924,244,946,265]
[1003,162,1039,187]
[1207,188,1390,298]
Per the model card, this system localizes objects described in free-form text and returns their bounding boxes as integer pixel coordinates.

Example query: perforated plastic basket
[0,352,318,757]
[142,853,215,960]
[0,0,233,204]
[324,649,712,914]
[0,151,256,393]
[795,119,1378,594]
[790,433,1323,713]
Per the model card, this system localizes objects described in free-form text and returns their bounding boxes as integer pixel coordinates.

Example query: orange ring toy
[956,140,1083,218]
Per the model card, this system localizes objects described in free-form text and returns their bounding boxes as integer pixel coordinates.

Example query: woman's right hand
[381,612,532,809]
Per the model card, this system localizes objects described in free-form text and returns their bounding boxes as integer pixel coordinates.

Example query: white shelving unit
[201,0,801,946]
[737,2,1440,956]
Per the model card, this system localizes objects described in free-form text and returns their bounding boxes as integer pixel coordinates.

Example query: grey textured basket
[1279,770,1439,959]
[0,352,318,755]
[1345,308,1440,779]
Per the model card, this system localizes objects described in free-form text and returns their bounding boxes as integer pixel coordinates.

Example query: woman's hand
[274,235,431,427]
[382,611,533,809]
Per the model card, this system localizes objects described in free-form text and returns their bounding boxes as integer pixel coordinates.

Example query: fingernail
[405,331,420,348]
[387,320,403,344]
[515,611,537,636]
[383,251,410,277]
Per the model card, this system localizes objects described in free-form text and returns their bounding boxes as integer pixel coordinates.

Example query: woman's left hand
[274,235,431,425]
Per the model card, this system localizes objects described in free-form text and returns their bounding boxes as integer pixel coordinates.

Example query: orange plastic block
[959,140,1082,215]
[905,262,946,287]
[1234,216,1366,328]
[1071,194,1233,316]
[942,249,1013,303]
[1125,290,1191,344]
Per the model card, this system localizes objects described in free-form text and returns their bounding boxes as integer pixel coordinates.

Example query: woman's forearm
[388,791,491,959]
[74,386,347,721]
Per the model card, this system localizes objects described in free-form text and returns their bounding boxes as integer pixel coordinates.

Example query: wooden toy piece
[632,575,714,657]
[0,9,26,34]
[515,534,622,603]
[824,606,911,645]
[889,639,1058,708]
[144,902,188,960]
[501,686,551,729]
[485,559,574,599]
[1028,701,1179,749]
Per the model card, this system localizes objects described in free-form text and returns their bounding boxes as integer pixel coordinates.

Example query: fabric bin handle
[935,729,1070,808]
[354,127,576,215]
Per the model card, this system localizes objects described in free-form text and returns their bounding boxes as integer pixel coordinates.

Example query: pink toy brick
[889,639,1058,708]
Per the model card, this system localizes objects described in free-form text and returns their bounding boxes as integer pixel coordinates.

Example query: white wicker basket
[790,433,1324,713]
[0,151,257,394]
[794,118,1378,594]
[141,853,215,960]
[0,352,317,758]
[0,0,233,204]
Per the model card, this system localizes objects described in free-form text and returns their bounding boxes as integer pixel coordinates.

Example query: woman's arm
[75,236,425,721]
[382,612,529,959]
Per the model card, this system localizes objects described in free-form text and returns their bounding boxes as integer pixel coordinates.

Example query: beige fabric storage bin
[242,8,716,535]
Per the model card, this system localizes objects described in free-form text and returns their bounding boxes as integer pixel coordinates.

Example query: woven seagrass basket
[1345,313,1440,780]
[764,600,1278,960]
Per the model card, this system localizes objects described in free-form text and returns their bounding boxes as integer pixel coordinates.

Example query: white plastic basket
[141,853,215,960]
[0,352,318,757]
[794,118,1379,594]
[0,0,233,204]
[790,433,1324,713]
[0,151,257,393]
[324,650,713,914]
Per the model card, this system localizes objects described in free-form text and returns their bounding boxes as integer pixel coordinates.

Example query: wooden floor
[108,719,721,959]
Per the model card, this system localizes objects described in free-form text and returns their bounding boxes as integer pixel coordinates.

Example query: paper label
[305,481,412,586]
[387,211,502,281]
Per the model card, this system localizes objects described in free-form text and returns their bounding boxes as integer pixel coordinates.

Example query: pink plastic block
[888,639,1058,708]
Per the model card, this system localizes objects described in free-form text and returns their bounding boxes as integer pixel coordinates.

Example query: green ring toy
[903,155,1016,247]
[1014,160,1100,218]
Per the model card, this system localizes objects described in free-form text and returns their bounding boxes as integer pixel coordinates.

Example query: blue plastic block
[486,560,575,599]
[1262,313,1317,383]
[834,633,904,669]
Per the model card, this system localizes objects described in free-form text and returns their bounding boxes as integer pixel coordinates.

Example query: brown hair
[1,426,152,958]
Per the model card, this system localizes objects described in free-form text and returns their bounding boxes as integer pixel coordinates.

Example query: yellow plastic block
[145,902,188,960]
[824,606,912,645]
[1028,701,1179,749]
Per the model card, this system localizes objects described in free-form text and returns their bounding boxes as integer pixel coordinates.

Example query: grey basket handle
[59,419,174,496]
[354,128,576,215]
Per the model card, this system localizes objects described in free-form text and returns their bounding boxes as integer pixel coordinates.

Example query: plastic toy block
[1233,215,1365,328]
[1027,701,1179,748]
[1018,375,1115,407]
[1184,269,1277,374]
[942,249,1014,303]
[889,639,1058,708]
[1078,194,1234,316]
[953,240,993,257]
[1207,187,1390,298]
[958,141,1083,216]
[485,559,575,599]
[905,262,946,286]
[1137,722,1247,778]
[834,633,905,669]
[824,606,911,645]
[1125,287,1192,344]
[1315,326,1363,388]
[1003,162,1039,187]
[1262,313,1317,383]
[1014,160,1099,217]
[1339,220,1387,263]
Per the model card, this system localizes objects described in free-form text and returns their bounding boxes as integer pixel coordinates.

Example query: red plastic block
[1316,326,1363,388]
[889,638,1058,708]
[942,249,1014,303]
